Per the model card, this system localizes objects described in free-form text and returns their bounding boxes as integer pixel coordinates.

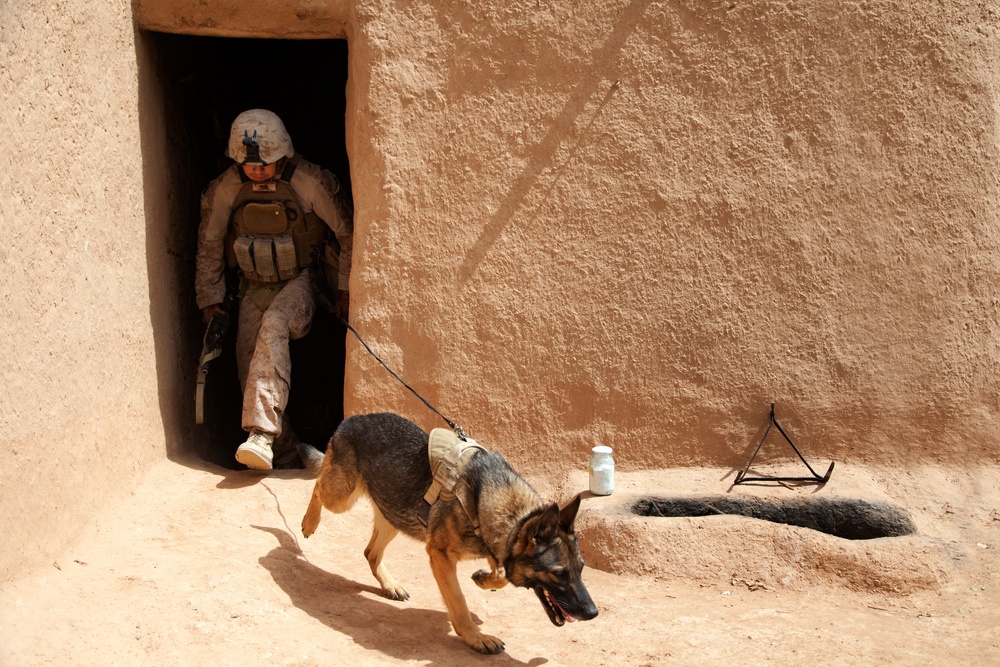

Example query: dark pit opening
[632,496,916,540]
[144,33,350,468]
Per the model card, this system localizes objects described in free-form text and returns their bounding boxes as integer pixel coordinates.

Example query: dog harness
[422,428,488,535]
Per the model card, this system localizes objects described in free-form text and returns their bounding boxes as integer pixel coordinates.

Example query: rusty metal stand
[734,402,834,485]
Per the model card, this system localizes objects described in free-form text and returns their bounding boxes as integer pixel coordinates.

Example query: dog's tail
[297,441,325,476]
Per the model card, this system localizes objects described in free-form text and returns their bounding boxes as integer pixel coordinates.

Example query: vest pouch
[225,161,316,282]
[242,202,289,235]
[273,236,300,281]
[294,211,328,268]
[232,236,256,276]
[252,237,277,280]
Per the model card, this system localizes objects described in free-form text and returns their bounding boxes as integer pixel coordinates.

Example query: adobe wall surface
[341,0,1000,472]
[0,0,169,583]
[1,0,998,585]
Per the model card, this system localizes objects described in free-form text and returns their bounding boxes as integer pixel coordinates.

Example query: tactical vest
[224,158,327,284]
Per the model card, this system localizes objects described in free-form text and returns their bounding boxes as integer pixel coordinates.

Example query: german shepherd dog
[299,412,598,654]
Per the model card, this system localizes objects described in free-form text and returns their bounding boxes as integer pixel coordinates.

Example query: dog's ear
[512,503,561,555]
[537,502,561,538]
[559,493,582,532]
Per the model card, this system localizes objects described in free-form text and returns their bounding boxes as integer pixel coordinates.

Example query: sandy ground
[1,457,998,667]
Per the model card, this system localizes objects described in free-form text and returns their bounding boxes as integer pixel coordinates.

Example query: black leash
[338,315,468,441]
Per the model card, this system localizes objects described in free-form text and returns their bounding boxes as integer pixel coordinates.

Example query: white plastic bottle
[589,445,615,496]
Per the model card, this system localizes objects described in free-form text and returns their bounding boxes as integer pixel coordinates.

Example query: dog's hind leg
[301,457,364,538]
[365,506,409,601]
[301,483,325,538]
[427,545,505,654]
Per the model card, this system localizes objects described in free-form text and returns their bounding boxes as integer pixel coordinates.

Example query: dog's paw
[382,583,410,601]
[472,568,507,591]
[301,506,321,538]
[467,632,505,654]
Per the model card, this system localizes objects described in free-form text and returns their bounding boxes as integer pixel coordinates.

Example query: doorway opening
[146,32,350,469]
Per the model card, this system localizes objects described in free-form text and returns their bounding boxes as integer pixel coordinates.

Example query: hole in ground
[632,496,916,540]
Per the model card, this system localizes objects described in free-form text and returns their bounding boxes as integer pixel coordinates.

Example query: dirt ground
[1,457,998,666]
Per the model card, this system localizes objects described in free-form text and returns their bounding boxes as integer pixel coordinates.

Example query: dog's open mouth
[536,587,576,627]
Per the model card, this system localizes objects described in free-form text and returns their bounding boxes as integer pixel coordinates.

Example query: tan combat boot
[235,428,274,470]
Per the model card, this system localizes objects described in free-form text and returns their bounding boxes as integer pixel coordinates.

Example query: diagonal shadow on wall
[458,0,653,283]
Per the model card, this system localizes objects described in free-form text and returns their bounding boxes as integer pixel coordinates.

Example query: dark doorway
[147,33,350,468]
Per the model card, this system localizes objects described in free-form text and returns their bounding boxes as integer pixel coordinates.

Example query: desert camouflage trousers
[236,270,316,464]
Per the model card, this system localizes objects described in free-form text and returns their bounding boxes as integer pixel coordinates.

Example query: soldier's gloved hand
[202,303,227,326]
[335,290,350,321]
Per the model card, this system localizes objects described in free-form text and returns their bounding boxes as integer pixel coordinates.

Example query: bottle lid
[592,445,612,455]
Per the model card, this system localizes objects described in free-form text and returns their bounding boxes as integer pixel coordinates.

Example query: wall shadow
[457,0,652,283]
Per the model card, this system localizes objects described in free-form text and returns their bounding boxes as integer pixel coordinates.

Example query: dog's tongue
[552,596,575,623]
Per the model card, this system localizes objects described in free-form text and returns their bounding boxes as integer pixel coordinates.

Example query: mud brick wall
[1,0,997,583]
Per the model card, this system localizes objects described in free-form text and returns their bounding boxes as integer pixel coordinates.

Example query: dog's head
[504,494,598,626]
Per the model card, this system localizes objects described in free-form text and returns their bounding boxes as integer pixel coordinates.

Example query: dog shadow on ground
[253,526,547,666]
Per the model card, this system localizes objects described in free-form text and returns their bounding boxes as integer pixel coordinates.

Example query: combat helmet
[226,109,295,166]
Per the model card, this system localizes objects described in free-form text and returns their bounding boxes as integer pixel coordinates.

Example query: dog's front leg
[472,556,508,591]
[427,545,505,654]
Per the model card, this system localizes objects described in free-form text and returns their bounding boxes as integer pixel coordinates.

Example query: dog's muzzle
[534,585,599,626]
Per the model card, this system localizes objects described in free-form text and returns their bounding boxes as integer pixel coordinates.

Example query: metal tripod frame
[734,402,835,485]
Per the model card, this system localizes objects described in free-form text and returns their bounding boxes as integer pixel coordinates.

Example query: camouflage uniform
[196,156,353,465]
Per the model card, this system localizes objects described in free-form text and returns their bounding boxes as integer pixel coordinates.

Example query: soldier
[195,109,353,471]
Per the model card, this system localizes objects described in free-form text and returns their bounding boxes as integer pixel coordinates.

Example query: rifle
[195,272,239,424]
